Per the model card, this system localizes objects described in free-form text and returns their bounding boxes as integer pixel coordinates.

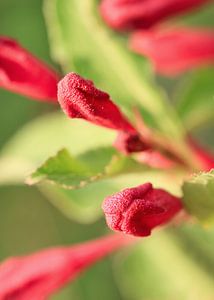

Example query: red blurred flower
[0,37,59,101]
[102,183,182,237]
[130,28,214,75]
[0,234,128,300]
[58,72,136,133]
[100,0,210,31]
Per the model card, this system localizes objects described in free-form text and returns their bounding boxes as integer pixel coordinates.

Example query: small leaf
[27,149,93,188]
[27,148,144,189]
[182,170,214,225]
[0,111,115,185]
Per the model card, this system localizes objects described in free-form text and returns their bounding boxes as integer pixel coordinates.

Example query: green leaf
[115,231,214,300]
[44,0,185,139]
[0,111,115,185]
[28,149,93,187]
[182,170,214,225]
[176,68,214,130]
[27,147,142,189]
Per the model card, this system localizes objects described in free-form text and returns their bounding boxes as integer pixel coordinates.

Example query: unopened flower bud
[0,37,59,101]
[102,183,182,237]
[58,72,136,133]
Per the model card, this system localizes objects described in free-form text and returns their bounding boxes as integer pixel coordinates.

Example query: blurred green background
[0,1,214,299]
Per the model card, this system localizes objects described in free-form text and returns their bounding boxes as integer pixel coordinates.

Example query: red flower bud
[114,131,150,154]
[0,37,59,101]
[58,72,136,133]
[0,234,128,299]
[100,0,210,31]
[130,28,214,75]
[102,183,182,237]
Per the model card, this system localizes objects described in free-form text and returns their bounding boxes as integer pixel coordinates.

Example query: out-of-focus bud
[58,72,136,132]
[114,131,150,154]
[0,37,59,101]
[100,0,211,31]
[102,183,182,237]
[130,28,214,76]
[0,234,128,300]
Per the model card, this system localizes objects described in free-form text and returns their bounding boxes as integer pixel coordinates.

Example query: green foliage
[173,224,214,277]
[0,112,115,185]
[182,170,214,225]
[176,68,214,130]
[27,148,142,189]
[180,2,214,27]
[28,149,95,188]
[115,231,214,300]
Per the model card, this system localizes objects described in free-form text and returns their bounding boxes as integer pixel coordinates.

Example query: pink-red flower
[100,0,210,31]
[102,183,182,237]
[130,27,214,75]
[58,72,136,133]
[0,37,59,101]
[0,234,129,300]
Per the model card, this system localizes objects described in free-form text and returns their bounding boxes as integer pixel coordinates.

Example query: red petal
[0,234,128,299]
[102,183,182,237]
[130,28,214,75]
[0,37,59,101]
[58,72,136,132]
[100,0,210,31]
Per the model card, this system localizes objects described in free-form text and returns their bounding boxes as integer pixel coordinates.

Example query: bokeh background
[0,1,214,299]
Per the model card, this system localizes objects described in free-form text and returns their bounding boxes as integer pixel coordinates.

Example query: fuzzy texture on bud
[0,37,59,101]
[100,0,210,31]
[102,183,182,237]
[130,28,214,75]
[0,234,127,300]
[58,72,136,132]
